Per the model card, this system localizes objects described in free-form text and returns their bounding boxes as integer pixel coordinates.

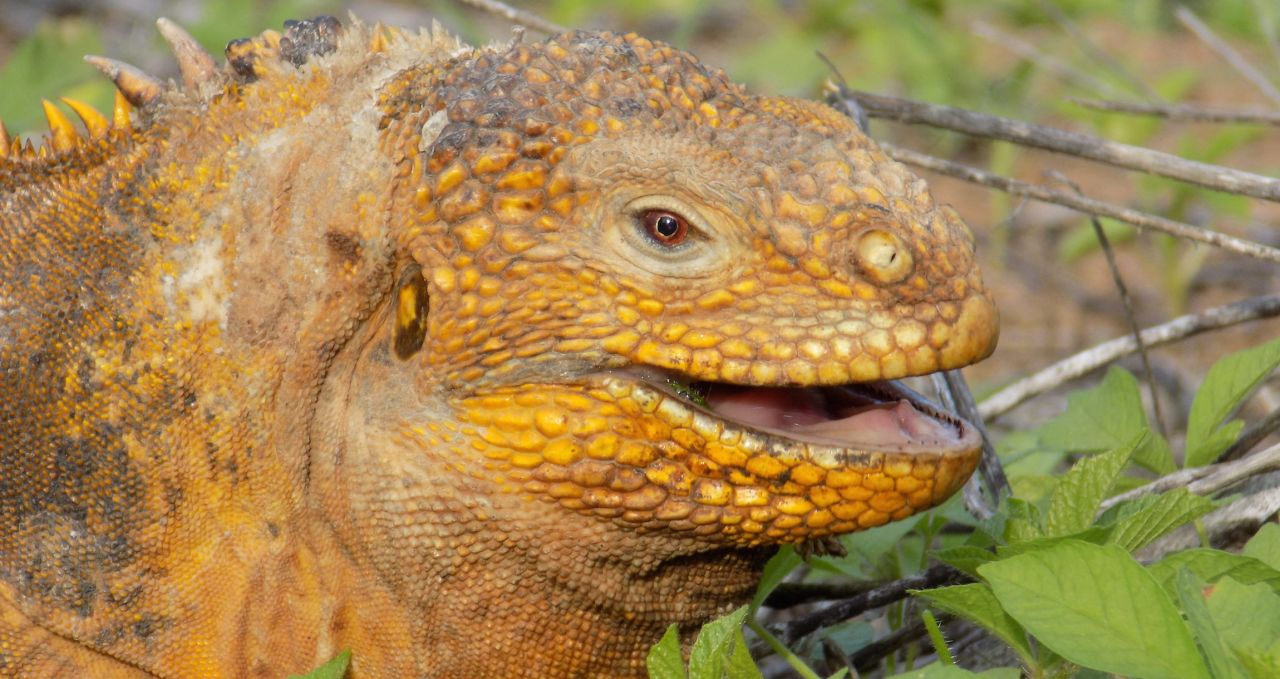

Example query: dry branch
[1100,442,1280,512]
[1071,98,1280,125]
[838,87,1280,202]
[764,564,965,646]
[979,294,1280,421]
[881,144,1280,264]
[1222,408,1280,462]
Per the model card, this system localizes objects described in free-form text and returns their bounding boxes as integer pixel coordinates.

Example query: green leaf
[1037,368,1173,474]
[1186,338,1280,466]
[995,526,1113,560]
[1148,549,1280,596]
[1205,578,1280,658]
[1002,498,1044,543]
[1044,433,1142,537]
[1104,489,1216,552]
[980,540,1209,679]
[933,546,996,578]
[1235,647,1280,679]
[288,650,351,679]
[751,546,802,610]
[724,629,765,679]
[646,624,686,679]
[1174,569,1245,679]
[1243,522,1280,571]
[688,606,749,679]
[912,583,1033,666]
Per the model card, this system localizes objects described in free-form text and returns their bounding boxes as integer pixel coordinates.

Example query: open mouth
[618,366,980,457]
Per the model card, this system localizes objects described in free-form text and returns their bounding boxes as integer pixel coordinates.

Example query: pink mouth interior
[703,385,964,449]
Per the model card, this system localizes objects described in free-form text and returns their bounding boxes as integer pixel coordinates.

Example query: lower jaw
[452,377,981,546]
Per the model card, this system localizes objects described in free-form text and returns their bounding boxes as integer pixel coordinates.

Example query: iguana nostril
[854,229,913,284]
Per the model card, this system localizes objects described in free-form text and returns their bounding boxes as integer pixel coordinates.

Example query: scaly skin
[0,17,997,678]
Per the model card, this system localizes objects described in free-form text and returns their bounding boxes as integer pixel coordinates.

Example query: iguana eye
[641,210,690,246]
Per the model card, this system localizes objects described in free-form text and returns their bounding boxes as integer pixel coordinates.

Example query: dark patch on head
[429,123,474,164]
[611,97,645,117]
[477,96,521,127]
[324,230,361,264]
[279,16,343,67]
[225,38,258,80]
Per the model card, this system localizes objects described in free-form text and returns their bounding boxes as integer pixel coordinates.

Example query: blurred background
[2,0,1278,447]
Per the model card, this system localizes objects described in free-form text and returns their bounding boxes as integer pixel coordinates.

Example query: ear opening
[392,265,430,360]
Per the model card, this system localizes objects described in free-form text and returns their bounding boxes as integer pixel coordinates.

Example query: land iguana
[0,15,998,678]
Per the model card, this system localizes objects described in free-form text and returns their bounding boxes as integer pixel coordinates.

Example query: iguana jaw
[621,366,979,459]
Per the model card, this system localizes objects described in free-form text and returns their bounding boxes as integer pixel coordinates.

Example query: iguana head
[372,30,997,549]
[0,16,1000,677]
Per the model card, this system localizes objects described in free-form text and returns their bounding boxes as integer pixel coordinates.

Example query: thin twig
[1101,442,1280,511]
[765,580,884,609]
[1176,6,1280,108]
[971,20,1123,99]
[767,564,966,645]
[1221,407,1280,462]
[979,294,1280,421]
[1038,0,1162,101]
[454,0,569,34]
[836,87,1280,202]
[932,371,1009,520]
[1046,171,1167,438]
[882,144,1280,264]
[1070,98,1280,125]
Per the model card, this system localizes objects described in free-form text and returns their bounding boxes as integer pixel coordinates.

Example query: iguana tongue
[705,387,958,447]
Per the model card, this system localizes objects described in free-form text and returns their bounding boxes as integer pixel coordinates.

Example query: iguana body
[0,17,997,678]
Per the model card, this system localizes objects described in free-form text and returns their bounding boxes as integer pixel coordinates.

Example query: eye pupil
[656,215,680,237]
[642,210,689,246]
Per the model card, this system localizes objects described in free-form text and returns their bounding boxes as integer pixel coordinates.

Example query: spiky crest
[2,16,467,166]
